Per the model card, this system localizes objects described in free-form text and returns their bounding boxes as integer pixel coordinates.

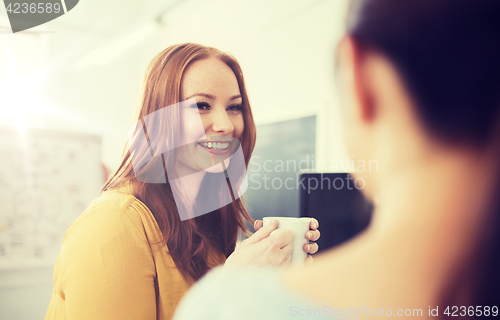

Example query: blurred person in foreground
[173,0,500,319]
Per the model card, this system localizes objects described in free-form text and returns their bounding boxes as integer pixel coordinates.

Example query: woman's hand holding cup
[255,217,320,265]
[224,219,295,268]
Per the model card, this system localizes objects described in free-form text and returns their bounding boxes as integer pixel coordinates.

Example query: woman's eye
[196,102,211,111]
[227,104,243,112]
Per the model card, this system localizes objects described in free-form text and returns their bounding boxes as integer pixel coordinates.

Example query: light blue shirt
[173,266,337,320]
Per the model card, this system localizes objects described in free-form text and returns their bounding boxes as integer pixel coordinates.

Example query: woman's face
[176,57,244,176]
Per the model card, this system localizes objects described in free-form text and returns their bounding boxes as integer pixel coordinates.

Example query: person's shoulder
[53,189,159,288]
[88,189,138,212]
[174,267,335,320]
[77,189,145,225]
[174,267,294,320]
[62,189,153,245]
[172,267,246,320]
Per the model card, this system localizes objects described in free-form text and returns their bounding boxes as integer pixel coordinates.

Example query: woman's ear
[337,36,376,124]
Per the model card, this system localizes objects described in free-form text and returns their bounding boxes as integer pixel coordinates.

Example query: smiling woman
[174,57,245,178]
[45,43,320,320]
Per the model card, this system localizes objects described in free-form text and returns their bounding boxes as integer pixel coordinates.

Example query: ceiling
[0,0,187,36]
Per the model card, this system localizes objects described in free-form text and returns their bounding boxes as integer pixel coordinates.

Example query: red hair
[102,43,256,281]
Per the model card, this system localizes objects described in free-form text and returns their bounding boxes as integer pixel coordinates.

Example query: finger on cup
[246,218,278,244]
[309,218,319,230]
[303,242,319,254]
[306,229,321,241]
[268,229,295,249]
[253,219,263,232]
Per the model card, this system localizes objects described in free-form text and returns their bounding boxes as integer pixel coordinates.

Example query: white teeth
[198,141,230,150]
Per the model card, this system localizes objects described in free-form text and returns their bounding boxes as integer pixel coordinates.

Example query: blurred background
[0,0,358,319]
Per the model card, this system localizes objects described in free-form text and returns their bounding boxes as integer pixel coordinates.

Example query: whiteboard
[0,126,102,269]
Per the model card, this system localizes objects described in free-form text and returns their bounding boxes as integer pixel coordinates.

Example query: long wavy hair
[102,43,256,282]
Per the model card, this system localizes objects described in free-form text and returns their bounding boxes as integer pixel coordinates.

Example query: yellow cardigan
[45,189,226,320]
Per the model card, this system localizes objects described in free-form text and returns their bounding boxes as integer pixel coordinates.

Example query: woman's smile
[196,140,231,155]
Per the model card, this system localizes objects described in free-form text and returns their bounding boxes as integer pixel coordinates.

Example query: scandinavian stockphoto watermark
[248,155,378,194]
[290,305,423,317]
[3,0,79,33]
[290,305,499,318]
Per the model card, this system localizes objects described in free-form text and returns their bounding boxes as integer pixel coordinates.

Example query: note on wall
[0,126,102,269]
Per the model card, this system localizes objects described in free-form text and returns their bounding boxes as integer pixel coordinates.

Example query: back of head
[347,0,500,145]
[346,0,500,312]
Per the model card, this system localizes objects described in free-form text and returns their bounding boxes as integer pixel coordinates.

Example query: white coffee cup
[262,217,312,267]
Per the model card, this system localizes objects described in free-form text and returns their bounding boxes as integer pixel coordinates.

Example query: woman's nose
[209,109,234,134]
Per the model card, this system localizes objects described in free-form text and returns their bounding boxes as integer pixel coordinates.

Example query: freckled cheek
[180,111,209,144]
[232,115,245,140]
